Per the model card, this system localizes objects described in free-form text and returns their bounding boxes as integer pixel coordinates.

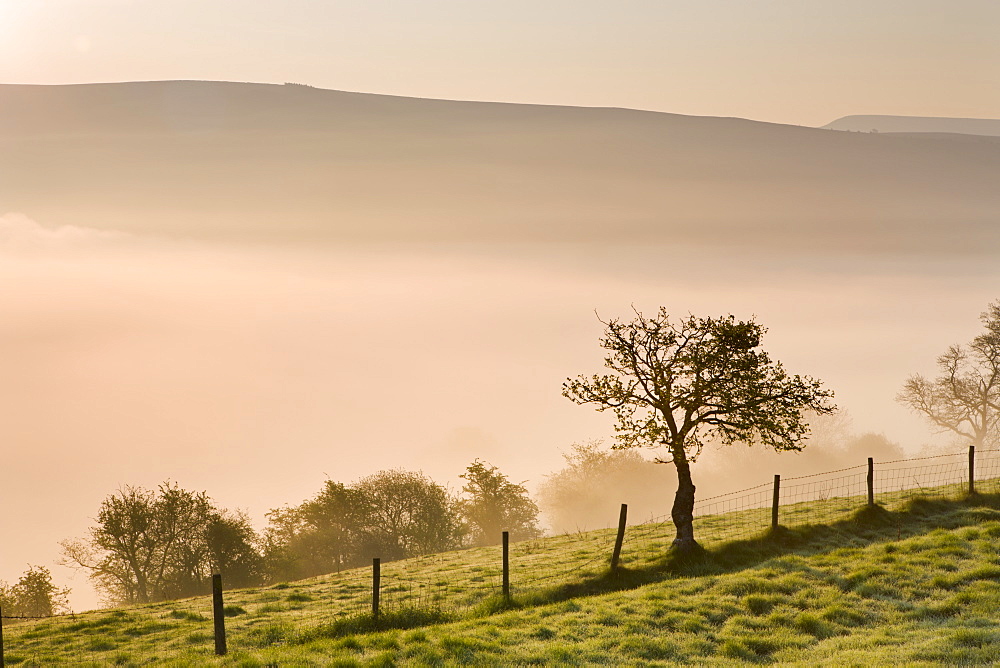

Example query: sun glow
[0,2,26,42]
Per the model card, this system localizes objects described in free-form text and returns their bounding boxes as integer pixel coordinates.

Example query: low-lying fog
[2,211,996,610]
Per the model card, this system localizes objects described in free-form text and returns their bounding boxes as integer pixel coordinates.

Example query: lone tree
[563,308,836,552]
[459,460,541,546]
[898,301,1000,449]
[264,481,367,580]
[351,470,464,560]
[61,482,263,604]
[0,566,71,617]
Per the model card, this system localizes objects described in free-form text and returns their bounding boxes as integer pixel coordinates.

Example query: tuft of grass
[744,593,779,615]
[109,651,134,666]
[86,638,118,651]
[794,612,837,639]
[244,621,294,647]
[121,620,173,637]
[470,594,523,616]
[297,607,455,643]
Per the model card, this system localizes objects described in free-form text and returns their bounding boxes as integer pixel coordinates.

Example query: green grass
[7,482,1000,664]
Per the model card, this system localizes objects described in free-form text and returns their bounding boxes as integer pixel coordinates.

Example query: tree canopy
[265,469,464,580]
[563,308,835,551]
[60,482,263,605]
[353,469,464,560]
[0,566,70,617]
[264,481,367,581]
[459,459,541,545]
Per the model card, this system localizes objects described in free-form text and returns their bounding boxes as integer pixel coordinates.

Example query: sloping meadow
[6,470,1000,665]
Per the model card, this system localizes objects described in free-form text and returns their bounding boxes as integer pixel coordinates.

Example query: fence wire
[589,449,991,568]
[976,449,1000,494]
[875,452,968,498]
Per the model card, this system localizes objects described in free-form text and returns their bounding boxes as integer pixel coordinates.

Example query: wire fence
[977,449,1000,493]
[610,447,997,575]
[2,445,998,661]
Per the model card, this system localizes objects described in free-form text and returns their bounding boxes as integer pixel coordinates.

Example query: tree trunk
[133,567,150,604]
[671,451,698,553]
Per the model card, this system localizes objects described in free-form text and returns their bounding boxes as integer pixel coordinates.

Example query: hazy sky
[2,0,999,125]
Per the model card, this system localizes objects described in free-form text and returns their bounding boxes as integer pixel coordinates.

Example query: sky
[2,0,999,126]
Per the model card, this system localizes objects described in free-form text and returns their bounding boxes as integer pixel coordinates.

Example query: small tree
[264,481,367,580]
[263,470,464,579]
[61,482,263,604]
[353,469,464,559]
[459,460,541,546]
[898,301,1000,449]
[205,510,265,589]
[0,566,70,617]
[563,308,835,552]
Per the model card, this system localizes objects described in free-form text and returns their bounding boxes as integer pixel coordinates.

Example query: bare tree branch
[898,300,1000,448]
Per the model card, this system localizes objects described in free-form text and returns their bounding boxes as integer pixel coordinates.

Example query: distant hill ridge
[0,79,785,135]
[824,114,1000,137]
[2,81,1000,253]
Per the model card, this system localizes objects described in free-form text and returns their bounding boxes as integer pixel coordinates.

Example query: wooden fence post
[1,604,6,668]
[502,531,510,602]
[372,558,381,624]
[771,474,780,530]
[867,457,874,506]
[969,446,976,495]
[610,504,628,571]
[212,573,226,656]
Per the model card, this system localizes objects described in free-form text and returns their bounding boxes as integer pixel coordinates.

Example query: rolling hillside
[5,479,1000,665]
[2,81,1000,253]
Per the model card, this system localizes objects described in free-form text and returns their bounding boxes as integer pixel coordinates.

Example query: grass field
[5,477,1000,665]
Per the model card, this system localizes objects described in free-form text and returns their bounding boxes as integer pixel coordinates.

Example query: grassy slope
[7,486,1000,666]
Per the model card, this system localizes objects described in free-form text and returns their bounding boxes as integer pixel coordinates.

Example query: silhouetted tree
[352,469,464,559]
[61,482,263,604]
[205,510,264,588]
[898,300,1000,449]
[0,566,70,617]
[264,481,367,580]
[264,470,464,579]
[563,308,835,552]
[459,460,541,545]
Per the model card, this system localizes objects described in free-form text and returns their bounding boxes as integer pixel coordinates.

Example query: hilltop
[824,114,1000,137]
[5,478,1000,664]
[2,81,1000,254]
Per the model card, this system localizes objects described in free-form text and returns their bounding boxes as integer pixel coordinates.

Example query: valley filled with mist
[3,81,1000,610]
